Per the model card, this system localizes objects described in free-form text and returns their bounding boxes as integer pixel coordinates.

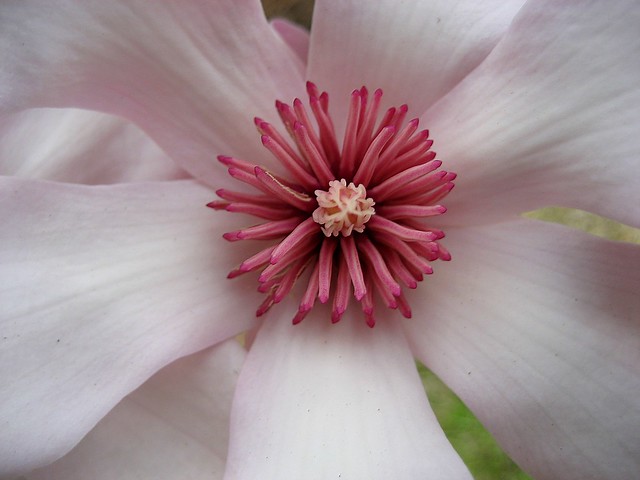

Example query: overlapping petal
[0,0,305,185]
[0,108,185,184]
[426,0,640,227]
[308,0,525,125]
[0,177,257,475]
[405,218,640,480]
[224,306,472,480]
[271,18,310,64]
[26,340,245,480]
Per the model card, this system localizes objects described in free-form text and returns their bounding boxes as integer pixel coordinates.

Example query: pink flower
[1,1,639,479]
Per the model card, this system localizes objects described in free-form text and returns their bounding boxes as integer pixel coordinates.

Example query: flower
[1,1,639,479]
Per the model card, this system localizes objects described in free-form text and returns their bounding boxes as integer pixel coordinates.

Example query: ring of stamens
[209,82,455,327]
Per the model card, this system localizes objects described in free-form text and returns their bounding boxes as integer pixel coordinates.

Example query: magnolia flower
[1,0,639,479]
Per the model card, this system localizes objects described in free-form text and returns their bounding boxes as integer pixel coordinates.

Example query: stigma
[209,82,455,327]
[313,179,375,237]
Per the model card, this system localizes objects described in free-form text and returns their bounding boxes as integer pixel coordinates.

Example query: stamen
[318,237,337,303]
[212,83,455,327]
[332,255,352,324]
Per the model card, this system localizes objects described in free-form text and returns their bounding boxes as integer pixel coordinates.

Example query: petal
[224,305,472,480]
[0,178,258,475]
[426,0,640,227]
[0,0,305,185]
[271,18,309,64]
[308,0,525,122]
[26,340,245,480]
[405,218,640,480]
[0,108,186,184]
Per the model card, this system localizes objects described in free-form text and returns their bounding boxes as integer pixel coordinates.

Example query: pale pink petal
[426,0,640,227]
[0,0,305,185]
[271,18,309,64]
[0,108,186,184]
[0,178,258,476]
[308,0,525,123]
[405,218,640,480]
[26,340,245,480]
[224,305,472,480]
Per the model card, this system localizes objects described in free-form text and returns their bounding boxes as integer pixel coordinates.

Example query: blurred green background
[261,1,640,477]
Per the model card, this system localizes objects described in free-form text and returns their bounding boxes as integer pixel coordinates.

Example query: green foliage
[525,207,640,243]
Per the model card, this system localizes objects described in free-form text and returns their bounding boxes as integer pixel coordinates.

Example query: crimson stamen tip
[223,232,241,241]
[227,269,242,279]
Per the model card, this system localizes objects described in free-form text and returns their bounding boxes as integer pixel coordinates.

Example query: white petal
[26,340,245,480]
[271,18,309,64]
[0,0,305,184]
[426,0,640,227]
[0,178,258,475]
[308,0,525,122]
[0,108,186,184]
[224,305,472,480]
[405,218,640,480]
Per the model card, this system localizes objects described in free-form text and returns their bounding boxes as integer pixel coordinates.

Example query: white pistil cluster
[313,179,375,237]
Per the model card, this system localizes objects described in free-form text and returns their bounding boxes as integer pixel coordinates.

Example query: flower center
[313,179,375,237]
[209,82,455,327]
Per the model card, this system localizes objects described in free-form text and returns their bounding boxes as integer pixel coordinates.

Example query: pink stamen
[372,231,434,275]
[228,246,276,278]
[273,257,310,303]
[352,125,396,186]
[270,217,319,264]
[340,90,363,178]
[355,88,383,157]
[370,267,398,310]
[212,84,454,326]
[361,276,376,328]
[375,204,446,220]
[261,135,319,189]
[209,201,298,220]
[384,249,419,289]
[293,122,334,185]
[357,236,401,298]
[367,161,443,202]
[378,118,420,166]
[341,235,367,300]
[260,239,317,283]
[332,256,352,323]
[223,217,301,241]
[308,94,340,167]
[293,260,320,325]
[254,167,315,212]
[318,237,337,303]
[368,215,440,242]
[396,291,412,319]
[255,117,307,171]
[293,98,325,159]
[215,189,282,206]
